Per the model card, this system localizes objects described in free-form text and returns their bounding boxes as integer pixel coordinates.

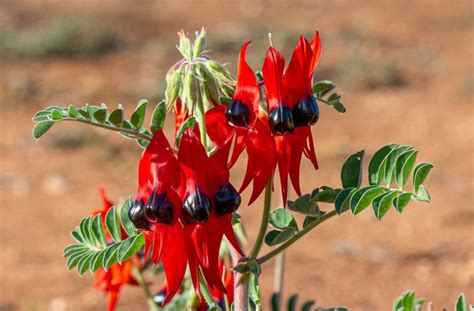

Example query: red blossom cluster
[126,31,323,306]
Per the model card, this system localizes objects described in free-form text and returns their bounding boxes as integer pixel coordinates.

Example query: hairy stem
[257,210,339,265]
[249,180,273,259]
[62,118,153,141]
[226,238,248,311]
[132,265,159,311]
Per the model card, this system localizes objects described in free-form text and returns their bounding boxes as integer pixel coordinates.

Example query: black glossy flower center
[215,183,241,216]
[182,189,211,224]
[144,191,173,225]
[268,104,295,135]
[129,199,151,230]
[293,95,319,127]
[225,99,250,127]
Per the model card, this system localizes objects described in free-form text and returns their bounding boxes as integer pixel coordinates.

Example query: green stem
[132,266,159,311]
[199,270,222,310]
[315,96,333,106]
[249,180,273,259]
[62,118,153,141]
[257,210,339,264]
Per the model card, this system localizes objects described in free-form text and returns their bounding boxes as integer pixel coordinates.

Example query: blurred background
[1,0,473,310]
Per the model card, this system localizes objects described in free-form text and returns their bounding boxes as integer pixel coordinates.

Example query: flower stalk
[132,265,159,311]
[249,180,273,259]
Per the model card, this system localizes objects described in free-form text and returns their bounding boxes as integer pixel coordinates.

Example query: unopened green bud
[193,27,207,59]
[177,30,192,60]
[165,69,182,110]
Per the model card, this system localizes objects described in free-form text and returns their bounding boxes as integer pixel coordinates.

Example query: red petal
[178,128,209,196]
[222,214,244,256]
[309,32,322,79]
[228,128,247,168]
[262,47,286,111]
[234,41,260,124]
[107,290,119,311]
[174,98,188,142]
[275,135,291,205]
[289,128,319,196]
[137,129,182,204]
[198,220,227,293]
[304,128,319,170]
[205,105,235,149]
[183,226,201,298]
[161,224,188,305]
[284,36,314,104]
[239,117,276,204]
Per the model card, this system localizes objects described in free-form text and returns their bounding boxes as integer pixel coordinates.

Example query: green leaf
[333,102,346,113]
[219,97,232,105]
[102,242,122,270]
[105,207,122,242]
[368,144,398,185]
[130,99,148,128]
[271,293,280,311]
[372,190,398,220]
[90,250,106,272]
[150,100,166,133]
[86,105,100,119]
[32,106,61,121]
[70,230,84,244]
[63,244,88,258]
[79,106,90,119]
[395,150,418,188]
[77,252,94,275]
[51,109,64,120]
[455,293,467,311]
[313,80,335,96]
[176,116,196,145]
[393,192,412,213]
[288,194,320,216]
[249,274,261,309]
[287,294,298,311]
[119,198,136,237]
[91,215,106,247]
[67,249,90,270]
[136,128,151,149]
[414,185,430,202]
[67,105,79,118]
[350,186,385,215]
[32,121,55,139]
[327,93,341,104]
[301,301,316,311]
[334,188,354,214]
[93,108,107,123]
[303,216,319,228]
[341,150,365,188]
[79,217,92,245]
[264,227,296,246]
[310,187,339,203]
[117,234,145,264]
[108,105,124,127]
[384,145,413,186]
[247,259,261,277]
[269,208,298,230]
[413,163,433,194]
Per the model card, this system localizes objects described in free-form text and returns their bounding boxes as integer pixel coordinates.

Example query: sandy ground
[1,0,473,310]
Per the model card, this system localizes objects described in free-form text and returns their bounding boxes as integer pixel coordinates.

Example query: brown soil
[1,0,473,310]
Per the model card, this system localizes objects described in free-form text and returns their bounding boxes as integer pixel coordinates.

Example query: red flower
[207,34,321,205]
[129,128,243,305]
[93,188,138,311]
[206,42,276,204]
[262,32,322,203]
